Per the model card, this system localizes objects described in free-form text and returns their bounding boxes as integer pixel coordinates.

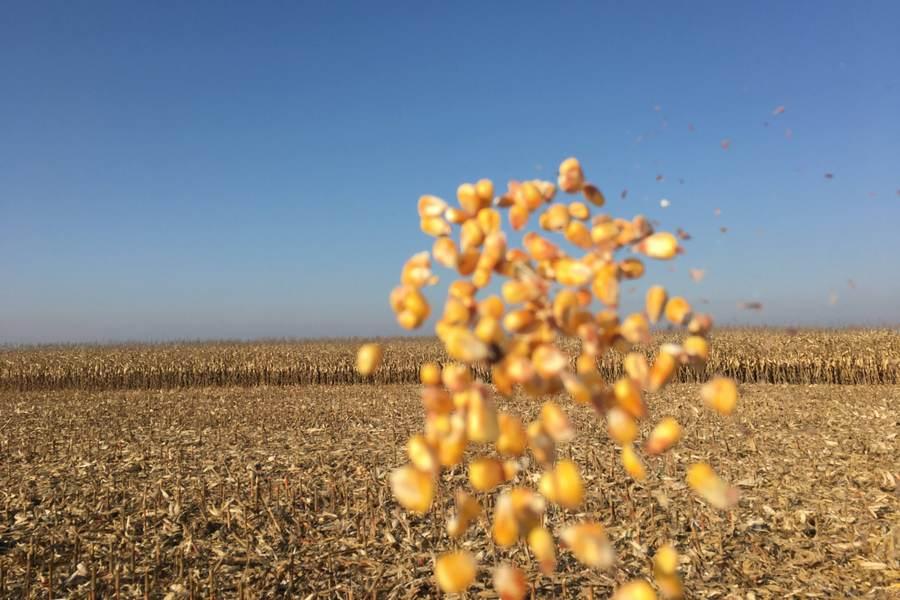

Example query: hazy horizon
[3,2,899,345]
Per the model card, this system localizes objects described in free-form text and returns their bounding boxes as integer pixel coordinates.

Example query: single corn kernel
[621,444,647,480]
[389,466,434,514]
[493,564,527,600]
[457,182,481,215]
[645,285,668,323]
[687,313,714,336]
[434,551,476,594]
[664,296,692,325]
[503,309,536,333]
[420,362,444,388]
[539,459,584,509]
[492,493,519,546]
[516,181,544,211]
[582,183,605,207]
[568,201,590,220]
[466,388,499,443]
[445,206,470,224]
[612,580,657,600]
[565,220,593,248]
[686,462,739,509]
[614,377,647,419]
[648,351,677,392]
[420,216,452,237]
[496,413,527,456]
[356,343,383,376]
[477,207,501,234]
[475,178,494,207]
[509,203,530,230]
[619,257,645,279]
[527,526,557,575]
[653,544,679,577]
[560,522,615,569]
[418,194,447,218]
[555,258,593,287]
[558,157,584,193]
[700,376,738,415]
[469,457,506,492]
[527,421,556,466]
[532,345,568,380]
[682,335,709,362]
[636,231,679,259]
[432,236,459,269]
[624,352,650,388]
[644,417,682,455]
[607,407,638,445]
[441,363,471,391]
[539,401,575,442]
[407,434,438,473]
[620,312,650,345]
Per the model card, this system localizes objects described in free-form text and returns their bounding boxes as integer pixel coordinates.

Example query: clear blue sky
[2,1,899,344]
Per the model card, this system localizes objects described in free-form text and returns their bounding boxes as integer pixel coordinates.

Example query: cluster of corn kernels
[358,157,740,598]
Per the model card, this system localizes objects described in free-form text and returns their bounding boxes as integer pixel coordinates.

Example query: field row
[2,329,899,390]
[0,384,897,597]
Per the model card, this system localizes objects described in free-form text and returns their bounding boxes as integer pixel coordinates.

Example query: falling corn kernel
[644,417,682,455]
[614,377,647,419]
[493,564,528,600]
[497,413,528,456]
[420,362,442,386]
[558,157,585,193]
[539,459,584,509]
[528,526,557,575]
[492,493,520,546]
[560,522,615,569]
[637,232,679,260]
[664,296,692,325]
[469,457,506,492]
[539,401,575,442]
[421,216,452,238]
[407,434,438,473]
[686,462,739,509]
[700,377,738,416]
[645,285,668,323]
[612,580,657,600]
[621,313,650,345]
[445,327,490,363]
[623,352,649,388]
[418,194,447,218]
[582,183,605,207]
[607,407,638,445]
[648,351,677,393]
[390,466,434,514]
[527,421,556,466]
[682,335,709,363]
[621,444,647,481]
[532,345,568,380]
[565,220,593,248]
[356,343,383,376]
[620,257,645,279]
[434,551,477,594]
[568,201,590,220]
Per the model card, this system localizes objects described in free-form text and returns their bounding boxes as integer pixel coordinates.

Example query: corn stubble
[378,158,742,595]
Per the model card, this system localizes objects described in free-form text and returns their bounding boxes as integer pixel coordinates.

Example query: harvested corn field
[2,329,899,391]
[0,383,897,598]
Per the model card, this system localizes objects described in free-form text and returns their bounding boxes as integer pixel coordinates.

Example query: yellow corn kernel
[565,220,593,248]
[527,526,557,575]
[421,386,453,414]
[636,231,679,259]
[701,376,738,416]
[592,264,620,307]
[441,363,471,391]
[682,335,709,362]
[445,206,470,224]
[645,285,667,323]
[502,280,536,304]
[619,257,645,279]
[523,232,560,261]
[657,575,684,600]
[515,181,544,211]
[389,465,434,514]
[503,309,535,333]
[508,487,545,533]
[653,543,679,579]
[540,401,574,442]
[686,462,739,509]
[442,296,471,325]
[418,194,447,218]
[687,313,714,336]
[623,352,649,388]
[469,457,506,492]
[591,220,620,245]
[531,345,566,380]
[492,493,519,547]
[544,203,571,231]
[420,216,451,237]
[472,316,501,345]
[555,258,593,287]
[612,580,657,600]
[460,219,485,251]
[438,428,467,467]
[475,178,494,207]
[466,388,499,443]
[664,296,692,325]
[560,522,614,569]
[568,201,590,220]
[457,247,480,276]
[406,433,438,473]
[644,417,682,455]
[445,327,489,363]
[558,157,584,193]
[582,183,605,207]
[620,312,650,345]
[356,343,382,376]
[613,377,647,419]
[496,412,527,456]
[539,459,584,509]
[527,421,556,465]
[432,236,459,269]
[477,206,501,234]
[509,203,529,230]
[434,551,476,594]
[648,350,677,392]
[457,182,481,215]
[492,363,514,397]
[607,407,638,444]
[621,444,647,481]
[475,294,503,319]
[493,564,527,600]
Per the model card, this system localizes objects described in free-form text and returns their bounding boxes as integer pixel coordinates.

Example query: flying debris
[676,228,691,240]
[720,226,728,233]
[714,208,722,216]
[738,301,763,311]
[824,173,834,180]
[689,268,706,282]
[621,189,628,200]
[656,174,664,182]
[660,198,670,208]
[720,138,731,151]
[772,105,786,116]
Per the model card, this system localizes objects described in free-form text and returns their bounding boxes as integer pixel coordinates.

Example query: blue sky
[2,1,899,344]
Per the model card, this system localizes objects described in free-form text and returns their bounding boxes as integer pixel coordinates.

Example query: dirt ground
[1,384,898,598]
